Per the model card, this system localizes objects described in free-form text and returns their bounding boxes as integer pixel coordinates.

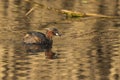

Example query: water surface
[0,0,120,80]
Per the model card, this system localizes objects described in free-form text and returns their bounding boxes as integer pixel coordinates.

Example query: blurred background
[0,0,120,80]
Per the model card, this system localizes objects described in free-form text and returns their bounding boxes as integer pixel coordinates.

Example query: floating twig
[25,5,36,16]
[25,0,44,16]
[60,9,118,18]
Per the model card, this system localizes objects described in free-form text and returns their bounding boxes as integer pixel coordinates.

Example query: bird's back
[23,31,53,49]
[23,31,47,44]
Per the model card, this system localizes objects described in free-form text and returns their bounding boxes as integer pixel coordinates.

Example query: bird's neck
[46,31,53,40]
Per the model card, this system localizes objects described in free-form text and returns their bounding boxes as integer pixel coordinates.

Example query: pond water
[0,0,120,80]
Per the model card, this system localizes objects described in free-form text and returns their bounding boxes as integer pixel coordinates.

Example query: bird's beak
[55,33,61,36]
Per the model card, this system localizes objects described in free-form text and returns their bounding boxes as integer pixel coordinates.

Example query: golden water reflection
[0,0,120,80]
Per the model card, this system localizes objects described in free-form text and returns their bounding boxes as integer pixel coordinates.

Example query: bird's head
[45,28,61,37]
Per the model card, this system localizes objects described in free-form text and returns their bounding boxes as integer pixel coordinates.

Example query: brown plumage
[23,28,61,49]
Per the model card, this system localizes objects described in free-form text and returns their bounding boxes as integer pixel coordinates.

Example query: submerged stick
[61,9,118,18]
[25,0,44,16]
[25,6,36,16]
[61,10,86,17]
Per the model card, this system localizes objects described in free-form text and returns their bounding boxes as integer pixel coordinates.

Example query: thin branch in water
[25,5,36,16]
[60,9,119,19]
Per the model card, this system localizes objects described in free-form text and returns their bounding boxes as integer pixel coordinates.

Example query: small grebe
[23,28,61,49]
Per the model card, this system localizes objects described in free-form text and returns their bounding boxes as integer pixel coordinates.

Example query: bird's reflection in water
[23,44,57,59]
[23,28,61,59]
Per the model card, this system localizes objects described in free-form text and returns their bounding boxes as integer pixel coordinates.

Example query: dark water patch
[12,0,32,30]
[113,2,120,27]
[78,69,85,73]
[98,0,118,15]
[114,73,119,80]
[77,75,87,79]
[98,0,108,15]
[14,67,30,70]
[24,1,32,13]
[1,45,16,80]
[115,0,120,16]
[39,21,60,28]
[14,73,29,77]
[76,54,92,80]
[4,44,31,80]
[2,65,9,80]
[40,76,52,80]
[2,0,9,16]
[91,19,119,80]
[61,0,76,10]
[114,23,120,27]
[14,0,21,5]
